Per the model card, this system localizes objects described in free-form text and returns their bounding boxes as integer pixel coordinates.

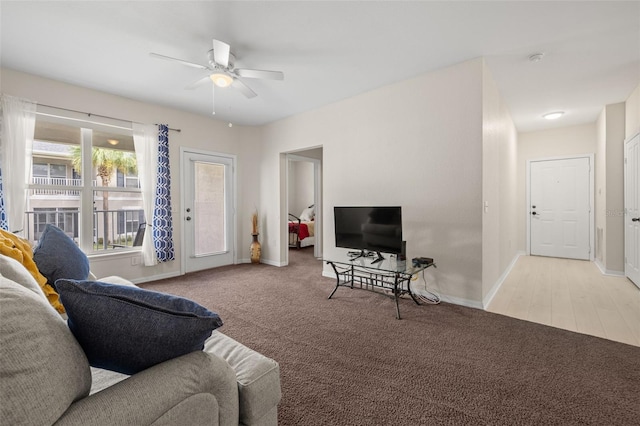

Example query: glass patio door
[182,150,235,272]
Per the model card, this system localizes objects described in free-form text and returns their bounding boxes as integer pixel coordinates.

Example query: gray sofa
[0,254,281,426]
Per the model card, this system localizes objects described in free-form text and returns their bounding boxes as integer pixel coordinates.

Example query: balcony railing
[32,177,82,195]
[24,209,145,251]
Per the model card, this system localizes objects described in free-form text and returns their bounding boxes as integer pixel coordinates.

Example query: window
[117,170,140,188]
[27,117,144,252]
[32,207,78,240]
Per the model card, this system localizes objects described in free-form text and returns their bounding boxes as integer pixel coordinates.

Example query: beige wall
[605,103,626,273]
[596,110,607,264]
[1,67,260,280]
[481,60,519,305]
[288,160,314,218]
[625,84,640,139]
[596,103,626,273]
[261,58,486,306]
[517,123,597,252]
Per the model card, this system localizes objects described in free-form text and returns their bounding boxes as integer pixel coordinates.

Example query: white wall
[598,103,626,273]
[1,68,261,280]
[596,109,607,264]
[626,84,640,139]
[516,123,597,252]
[288,160,314,217]
[481,60,519,305]
[260,58,485,306]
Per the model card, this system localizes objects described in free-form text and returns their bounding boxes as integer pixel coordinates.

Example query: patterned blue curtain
[0,167,7,231]
[153,124,174,262]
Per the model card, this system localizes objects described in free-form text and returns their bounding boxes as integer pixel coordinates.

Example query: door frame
[526,153,594,260]
[285,153,322,263]
[180,147,237,274]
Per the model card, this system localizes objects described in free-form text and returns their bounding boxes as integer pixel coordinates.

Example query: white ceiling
[1,1,639,132]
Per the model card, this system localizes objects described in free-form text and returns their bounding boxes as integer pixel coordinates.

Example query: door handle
[531,212,538,216]
[632,217,640,222]
[186,216,192,221]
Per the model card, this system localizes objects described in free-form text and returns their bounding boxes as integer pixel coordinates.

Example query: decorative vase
[250,233,261,264]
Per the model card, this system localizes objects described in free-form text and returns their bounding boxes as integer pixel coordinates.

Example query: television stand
[325,257,436,319]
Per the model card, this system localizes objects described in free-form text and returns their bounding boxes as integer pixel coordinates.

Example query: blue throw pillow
[33,224,90,290]
[56,279,223,375]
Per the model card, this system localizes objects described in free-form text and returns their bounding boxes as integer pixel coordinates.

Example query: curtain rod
[38,103,181,133]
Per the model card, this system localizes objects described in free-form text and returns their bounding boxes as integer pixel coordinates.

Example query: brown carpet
[142,248,640,425]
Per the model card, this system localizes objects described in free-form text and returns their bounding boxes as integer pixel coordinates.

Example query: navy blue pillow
[33,224,90,290]
[56,279,223,375]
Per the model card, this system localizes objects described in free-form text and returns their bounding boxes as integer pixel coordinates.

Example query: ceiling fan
[150,39,284,112]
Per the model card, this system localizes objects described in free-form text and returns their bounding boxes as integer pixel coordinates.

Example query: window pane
[33,163,48,177]
[28,135,82,245]
[194,162,226,255]
[91,144,137,189]
[31,139,81,192]
[50,164,67,178]
[26,206,79,246]
[93,190,145,250]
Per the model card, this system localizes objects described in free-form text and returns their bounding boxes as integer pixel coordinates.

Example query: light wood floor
[486,255,640,347]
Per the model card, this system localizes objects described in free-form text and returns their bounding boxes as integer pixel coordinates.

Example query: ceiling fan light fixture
[210,73,233,88]
[543,111,564,120]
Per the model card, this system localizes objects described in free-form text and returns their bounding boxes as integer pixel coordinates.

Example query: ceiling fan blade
[185,75,211,90]
[231,78,257,99]
[235,68,284,80]
[149,52,210,70]
[213,39,231,68]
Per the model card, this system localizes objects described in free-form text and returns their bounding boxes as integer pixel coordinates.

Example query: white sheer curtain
[0,95,37,234]
[133,123,159,266]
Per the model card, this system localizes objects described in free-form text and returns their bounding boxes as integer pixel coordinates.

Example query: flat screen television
[334,206,403,259]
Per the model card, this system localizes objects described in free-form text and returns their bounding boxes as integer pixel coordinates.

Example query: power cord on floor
[412,269,440,304]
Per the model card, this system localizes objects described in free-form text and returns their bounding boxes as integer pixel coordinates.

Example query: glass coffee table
[325,256,436,319]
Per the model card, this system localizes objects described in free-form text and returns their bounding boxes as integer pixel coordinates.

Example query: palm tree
[70,146,138,247]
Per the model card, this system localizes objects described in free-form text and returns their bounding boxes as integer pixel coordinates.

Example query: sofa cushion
[56,279,224,375]
[0,229,64,313]
[204,331,282,424]
[33,224,90,290]
[0,277,92,425]
[0,254,47,299]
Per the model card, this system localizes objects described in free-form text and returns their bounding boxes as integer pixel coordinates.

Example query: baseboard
[323,270,484,310]
[483,250,525,310]
[238,258,286,267]
[129,270,182,285]
[322,269,336,279]
[593,259,625,277]
[415,289,484,310]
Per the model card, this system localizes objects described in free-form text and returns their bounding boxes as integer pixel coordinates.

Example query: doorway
[527,155,593,260]
[285,150,322,263]
[181,149,236,273]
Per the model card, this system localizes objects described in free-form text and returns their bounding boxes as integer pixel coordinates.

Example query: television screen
[334,206,402,254]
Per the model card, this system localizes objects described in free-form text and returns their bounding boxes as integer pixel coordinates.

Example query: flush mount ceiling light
[210,72,233,88]
[543,111,564,120]
[107,139,119,145]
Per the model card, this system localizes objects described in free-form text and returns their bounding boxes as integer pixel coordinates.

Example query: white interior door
[529,157,591,260]
[182,150,235,273]
[624,133,640,288]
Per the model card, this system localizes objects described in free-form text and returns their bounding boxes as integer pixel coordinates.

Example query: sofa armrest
[54,351,239,426]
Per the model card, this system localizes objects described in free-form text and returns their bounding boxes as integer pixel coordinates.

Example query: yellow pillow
[0,229,65,314]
